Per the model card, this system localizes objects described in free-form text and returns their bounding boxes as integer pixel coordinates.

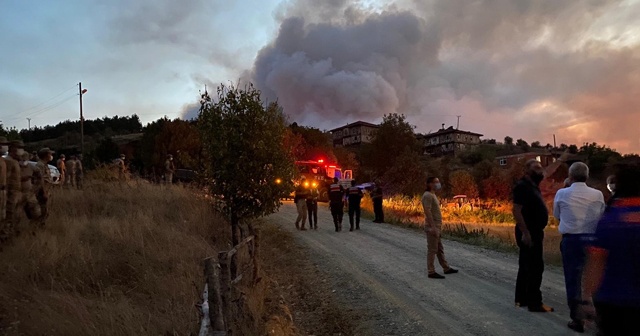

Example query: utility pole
[27,118,31,129]
[553,134,557,148]
[79,82,84,154]
[456,115,461,129]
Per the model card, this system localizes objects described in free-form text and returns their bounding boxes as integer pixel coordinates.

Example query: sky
[1,0,639,153]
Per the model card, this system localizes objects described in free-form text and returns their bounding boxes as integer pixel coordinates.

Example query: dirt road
[266,202,591,335]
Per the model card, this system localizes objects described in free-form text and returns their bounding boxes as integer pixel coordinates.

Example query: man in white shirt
[553,162,605,333]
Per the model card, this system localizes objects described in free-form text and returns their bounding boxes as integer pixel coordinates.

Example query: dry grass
[361,195,563,266]
[0,177,230,335]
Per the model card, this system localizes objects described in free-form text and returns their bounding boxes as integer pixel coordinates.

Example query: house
[329,121,379,147]
[420,124,483,156]
[495,151,556,168]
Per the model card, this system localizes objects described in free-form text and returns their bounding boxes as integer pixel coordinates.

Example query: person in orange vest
[347,180,363,231]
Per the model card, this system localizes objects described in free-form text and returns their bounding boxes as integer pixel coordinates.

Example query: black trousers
[373,199,384,222]
[329,202,343,230]
[306,202,318,226]
[515,227,544,306]
[595,302,640,336]
[348,204,361,229]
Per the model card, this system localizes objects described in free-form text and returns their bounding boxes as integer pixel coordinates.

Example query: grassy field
[361,195,563,266]
[0,179,229,335]
[0,173,358,335]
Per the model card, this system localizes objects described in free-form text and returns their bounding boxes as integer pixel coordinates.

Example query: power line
[4,93,77,123]
[4,84,78,118]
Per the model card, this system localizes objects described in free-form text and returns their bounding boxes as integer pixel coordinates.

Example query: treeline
[19,115,143,142]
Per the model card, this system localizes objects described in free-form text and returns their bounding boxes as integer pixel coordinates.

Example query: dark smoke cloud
[246,0,640,153]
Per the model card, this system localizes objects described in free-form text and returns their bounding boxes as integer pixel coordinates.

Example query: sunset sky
[1,0,639,153]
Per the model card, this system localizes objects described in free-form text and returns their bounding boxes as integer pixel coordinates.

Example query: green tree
[381,149,428,196]
[449,170,479,198]
[504,136,514,146]
[288,123,336,162]
[516,139,530,152]
[198,84,296,247]
[362,113,419,180]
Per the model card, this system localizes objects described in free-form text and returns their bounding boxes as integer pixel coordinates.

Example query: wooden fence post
[204,258,226,334]
[218,251,231,333]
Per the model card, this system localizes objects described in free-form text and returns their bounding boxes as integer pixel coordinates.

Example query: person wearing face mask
[165,154,175,185]
[512,159,554,313]
[4,140,24,235]
[421,176,458,279]
[0,137,8,236]
[56,154,66,187]
[605,175,617,209]
[33,148,54,227]
[19,152,41,225]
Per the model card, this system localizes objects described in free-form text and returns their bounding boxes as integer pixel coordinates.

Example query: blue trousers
[560,234,594,321]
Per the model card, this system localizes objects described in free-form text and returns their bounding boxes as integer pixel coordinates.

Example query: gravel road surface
[266,202,593,336]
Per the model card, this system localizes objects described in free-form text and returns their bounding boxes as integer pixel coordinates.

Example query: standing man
[329,177,345,232]
[347,180,363,231]
[372,185,384,223]
[67,155,77,188]
[56,154,66,186]
[306,182,319,230]
[33,148,54,227]
[19,152,41,224]
[553,162,605,332]
[0,137,8,234]
[75,154,83,189]
[165,154,175,185]
[422,177,458,279]
[294,177,309,230]
[114,154,127,180]
[4,140,24,234]
[513,159,554,312]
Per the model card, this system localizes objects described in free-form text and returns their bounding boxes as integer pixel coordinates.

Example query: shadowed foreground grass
[0,180,230,335]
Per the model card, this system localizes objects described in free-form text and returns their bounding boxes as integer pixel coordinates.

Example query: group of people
[0,137,55,240]
[513,159,639,335]
[55,153,83,188]
[293,177,384,232]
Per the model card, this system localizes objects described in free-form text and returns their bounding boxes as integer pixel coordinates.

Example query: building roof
[329,121,379,133]
[424,126,483,138]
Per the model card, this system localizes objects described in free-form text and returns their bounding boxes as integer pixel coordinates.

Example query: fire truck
[290,159,354,202]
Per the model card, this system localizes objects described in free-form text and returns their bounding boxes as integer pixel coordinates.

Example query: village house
[495,151,556,168]
[419,124,483,156]
[330,121,379,148]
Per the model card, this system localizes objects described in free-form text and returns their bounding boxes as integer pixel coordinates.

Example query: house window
[499,159,507,166]
[536,156,541,162]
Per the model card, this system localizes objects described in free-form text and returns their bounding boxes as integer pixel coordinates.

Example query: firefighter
[294,177,309,230]
[19,152,40,224]
[347,180,364,231]
[306,181,319,230]
[34,148,55,227]
[328,177,345,232]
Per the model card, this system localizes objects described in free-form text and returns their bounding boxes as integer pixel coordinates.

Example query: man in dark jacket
[347,180,363,231]
[328,177,345,232]
[372,186,384,223]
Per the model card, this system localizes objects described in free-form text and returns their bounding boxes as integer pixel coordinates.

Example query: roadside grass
[0,178,230,335]
[361,196,563,266]
[0,168,360,335]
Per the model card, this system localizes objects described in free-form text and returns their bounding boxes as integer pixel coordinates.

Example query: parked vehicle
[2,156,60,184]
